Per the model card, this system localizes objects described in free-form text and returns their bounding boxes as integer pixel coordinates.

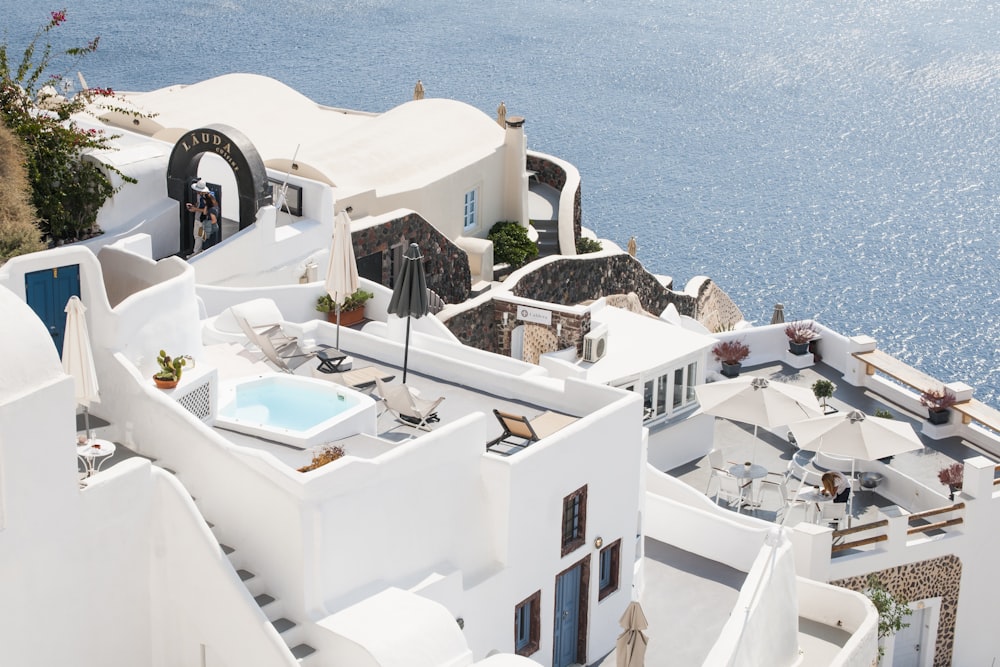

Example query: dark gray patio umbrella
[387,243,428,383]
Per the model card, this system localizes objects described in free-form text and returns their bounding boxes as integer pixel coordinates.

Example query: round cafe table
[796,486,834,523]
[729,463,769,510]
[77,439,116,478]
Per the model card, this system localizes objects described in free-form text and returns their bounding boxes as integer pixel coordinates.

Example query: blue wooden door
[554,564,582,667]
[25,265,81,357]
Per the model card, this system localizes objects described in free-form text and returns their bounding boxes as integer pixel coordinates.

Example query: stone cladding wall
[509,254,696,316]
[353,212,471,305]
[696,279,745,332]
[494,302,591,359]
[831,555,961,666]
[444,300,500,354]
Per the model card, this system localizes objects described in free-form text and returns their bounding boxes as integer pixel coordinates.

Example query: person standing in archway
[188,180,221,250]
[201,190,221,249]
[187,179,209,254]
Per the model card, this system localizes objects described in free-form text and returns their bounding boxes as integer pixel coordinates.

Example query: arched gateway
[166,124,272,255]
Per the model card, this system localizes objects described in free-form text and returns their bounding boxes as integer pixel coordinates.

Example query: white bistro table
[796,486,834,523]
[77,439,116,478]
[729,463,769,511]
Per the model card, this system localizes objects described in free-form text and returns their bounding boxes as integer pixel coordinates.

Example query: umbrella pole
[402,316,412,384]
[83,405,92,443]
[848,459,856,529]
[335,304,342,350]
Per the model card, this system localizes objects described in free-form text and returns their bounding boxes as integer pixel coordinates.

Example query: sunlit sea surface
[8,0,1000,406]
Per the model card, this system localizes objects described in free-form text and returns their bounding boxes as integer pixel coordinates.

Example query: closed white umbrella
[324,209,360,350]
[695,376,823,462]
[615,601,649,667]
[62,296,100,442]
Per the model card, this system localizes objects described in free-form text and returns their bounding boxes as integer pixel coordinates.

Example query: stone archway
[166,124,272,255]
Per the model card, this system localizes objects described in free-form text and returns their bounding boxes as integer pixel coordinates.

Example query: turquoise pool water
[217,376,364,446]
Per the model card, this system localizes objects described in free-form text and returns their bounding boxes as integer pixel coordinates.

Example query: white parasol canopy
[324,209,360,349]
[789,409,924,525]
[791,409,924,462]
[615,601,649,667]
[695,376,823,462]
[61,296,100,441]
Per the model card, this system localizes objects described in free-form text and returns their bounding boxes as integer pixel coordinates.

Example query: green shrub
[0,10,146,243]
[865,574,911,662]
[488,221,538,268]
[576,237,602,254]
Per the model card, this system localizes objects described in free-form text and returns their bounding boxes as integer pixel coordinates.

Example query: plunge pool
[216,375,376,448]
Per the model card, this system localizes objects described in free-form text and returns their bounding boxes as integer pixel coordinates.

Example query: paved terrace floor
[77,354,987,665]
[659,360,992,527]
[77,340,581,475]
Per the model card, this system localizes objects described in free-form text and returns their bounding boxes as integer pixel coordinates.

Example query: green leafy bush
[488,221,538,268]
[0,10,145,243]
[865,574,911,662]
[576,237,602,254]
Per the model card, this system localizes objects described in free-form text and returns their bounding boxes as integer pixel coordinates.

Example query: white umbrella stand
[62,296,100,443]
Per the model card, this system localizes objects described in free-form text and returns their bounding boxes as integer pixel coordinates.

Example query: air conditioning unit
[583,326,608,362]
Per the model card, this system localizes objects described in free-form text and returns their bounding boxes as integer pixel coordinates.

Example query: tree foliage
[575,236,602,254]
[865,574,911,662]
[0,9,141,243]
[488,221,538,268]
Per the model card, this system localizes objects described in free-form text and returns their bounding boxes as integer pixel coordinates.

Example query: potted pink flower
[920,387,957,426]
[712,340,750,378]
[937,462,963,500]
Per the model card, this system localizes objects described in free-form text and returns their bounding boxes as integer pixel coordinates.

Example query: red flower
[50,10,67,25]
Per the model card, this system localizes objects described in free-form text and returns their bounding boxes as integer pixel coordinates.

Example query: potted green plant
[316,288,374,326]
[784,320,819,355]
[153,350,187,389]
[920,387,957,425]
[811,379,837,414]
[712,340,750,378]
[937,462,964,500]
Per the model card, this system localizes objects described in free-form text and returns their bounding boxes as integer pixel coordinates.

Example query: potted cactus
[153,350,187,389]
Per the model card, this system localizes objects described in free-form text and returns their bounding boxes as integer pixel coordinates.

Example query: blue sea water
[8,0,1000,406]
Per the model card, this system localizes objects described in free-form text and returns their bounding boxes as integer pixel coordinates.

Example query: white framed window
[463,189,478,230]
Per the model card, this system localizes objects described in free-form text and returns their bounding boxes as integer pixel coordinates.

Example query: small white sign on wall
[517,305,552,325]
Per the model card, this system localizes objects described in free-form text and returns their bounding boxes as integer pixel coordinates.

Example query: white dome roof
[0,286,64,403]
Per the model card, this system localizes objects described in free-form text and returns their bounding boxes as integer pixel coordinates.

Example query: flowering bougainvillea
[0,9,148,243]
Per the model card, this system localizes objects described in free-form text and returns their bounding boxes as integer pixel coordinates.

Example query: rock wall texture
[353,212,471,305]
[508,254,691,315]
[831,555,961,667]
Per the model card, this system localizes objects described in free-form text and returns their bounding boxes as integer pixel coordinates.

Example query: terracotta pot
[154,376,179,389]
[326,307,365,327]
